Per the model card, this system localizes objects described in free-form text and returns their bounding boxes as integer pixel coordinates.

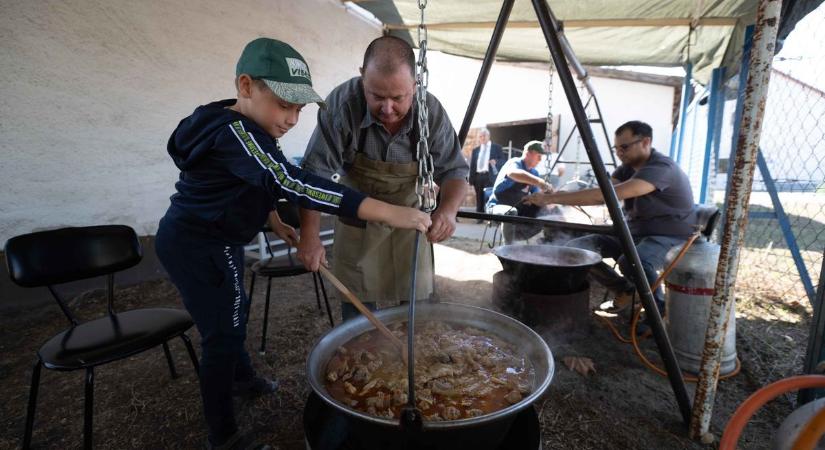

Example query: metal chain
[545,62,555,147]
[544,62,556,179]
[415,0,436,213]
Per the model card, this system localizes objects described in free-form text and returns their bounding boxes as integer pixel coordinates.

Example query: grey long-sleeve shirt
[302,77,468,184]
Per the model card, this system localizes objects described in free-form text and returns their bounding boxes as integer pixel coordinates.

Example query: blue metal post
[687,88,701,172]
[723,25,755,215]
[669,127,678,157]
[700,67,725,204]
[674,62,693,163]
[711,78,726,189]
[756,150,817,304]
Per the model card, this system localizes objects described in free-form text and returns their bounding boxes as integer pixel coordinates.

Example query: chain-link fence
[675,8,825,309]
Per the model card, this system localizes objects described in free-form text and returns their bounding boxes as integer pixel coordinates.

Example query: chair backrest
[694,205,721,239]
[5,225,142,288]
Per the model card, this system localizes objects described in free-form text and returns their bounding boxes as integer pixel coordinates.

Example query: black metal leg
[318,275,334,328]
[179,333,200,377]
[162,341,178,379]
[248,272,257,303]
[312,272,322,311]
[480,221,490,251]
[247,272,257,317]
[23,359,41,450]
[83,367,94,450]
[260,277,273,354]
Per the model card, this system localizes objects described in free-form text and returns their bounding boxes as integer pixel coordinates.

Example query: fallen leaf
[563,356,596,376]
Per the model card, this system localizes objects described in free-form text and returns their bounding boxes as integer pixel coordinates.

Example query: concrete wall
[0,0,379,244]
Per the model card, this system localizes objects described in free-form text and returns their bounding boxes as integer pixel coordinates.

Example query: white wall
[424,51,676,178]
[0,0,379,242]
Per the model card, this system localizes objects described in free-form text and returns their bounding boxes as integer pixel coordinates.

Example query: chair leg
[260,277,273,355]
[312,272,322,311]
[83,367,94,450]
[480,221,490,252]
[247,272,257,317]
[318,275,335,328]
[23,359,42,450]
[489,223,500,249]
[162,341,178,379]
[179,333,200,377]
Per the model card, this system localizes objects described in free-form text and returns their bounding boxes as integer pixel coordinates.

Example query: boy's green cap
[524,140,546,154]
[236,38,325,108]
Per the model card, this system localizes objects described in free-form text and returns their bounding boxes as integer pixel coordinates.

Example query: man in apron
[298,36,469,320]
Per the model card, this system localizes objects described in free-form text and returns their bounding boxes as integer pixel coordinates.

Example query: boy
[155,38,430,450]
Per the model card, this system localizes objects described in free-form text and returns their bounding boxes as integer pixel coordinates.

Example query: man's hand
[270,220,299,247]
[488,159,497,167]
[427,209,456,243]
[524,192,553,206]
[540,180,555,193]
[297,234,327,272]
[384,205,432,233]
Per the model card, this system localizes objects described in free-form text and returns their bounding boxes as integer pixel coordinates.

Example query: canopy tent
[348,0,821,84]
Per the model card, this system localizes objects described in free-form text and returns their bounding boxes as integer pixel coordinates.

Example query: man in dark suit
[469,128,504,214]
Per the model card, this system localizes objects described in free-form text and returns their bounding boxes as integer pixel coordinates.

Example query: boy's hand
[427,209,456,243]
[384,205,432,233]
[271,221,299,247]
[297,235,327,272]
[356,198,431,233]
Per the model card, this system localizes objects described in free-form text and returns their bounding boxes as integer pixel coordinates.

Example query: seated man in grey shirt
[524,120,697,314]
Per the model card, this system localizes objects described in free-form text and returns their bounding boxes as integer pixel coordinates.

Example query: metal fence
[673,18,825,308]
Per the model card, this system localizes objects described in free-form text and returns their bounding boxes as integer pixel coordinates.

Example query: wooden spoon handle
[318,266,407,362]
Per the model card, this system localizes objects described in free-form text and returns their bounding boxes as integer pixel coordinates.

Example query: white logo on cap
[286,57,311,81]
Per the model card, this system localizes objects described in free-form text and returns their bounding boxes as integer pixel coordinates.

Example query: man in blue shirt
[487,140,554,244]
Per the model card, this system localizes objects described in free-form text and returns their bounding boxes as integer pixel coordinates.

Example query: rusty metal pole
[689,0,783,441]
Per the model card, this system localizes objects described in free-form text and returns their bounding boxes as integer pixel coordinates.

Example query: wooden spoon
[318,265,408,364]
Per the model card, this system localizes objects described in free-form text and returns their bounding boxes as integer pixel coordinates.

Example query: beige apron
[332,153,434,304]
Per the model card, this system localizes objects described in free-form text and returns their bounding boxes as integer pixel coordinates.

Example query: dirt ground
[0,234,811,449]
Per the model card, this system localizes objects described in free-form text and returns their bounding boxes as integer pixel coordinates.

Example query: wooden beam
[384,17,737,30]
[584,66,684,88]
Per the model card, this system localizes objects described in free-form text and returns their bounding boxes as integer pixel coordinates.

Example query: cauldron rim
[493,244,602,268]
[306,303,554,430]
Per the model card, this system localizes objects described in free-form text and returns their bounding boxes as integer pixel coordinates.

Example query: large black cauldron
[493,244,602,295]
[306,303,554,450]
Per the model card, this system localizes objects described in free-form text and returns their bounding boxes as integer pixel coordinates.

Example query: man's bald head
[362,36,415,78]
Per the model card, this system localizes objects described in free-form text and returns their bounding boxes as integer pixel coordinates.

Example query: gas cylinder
[664,239,737,375]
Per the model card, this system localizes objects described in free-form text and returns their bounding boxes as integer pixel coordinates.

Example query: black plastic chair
[248,200,334,355]
[4,225,199,450]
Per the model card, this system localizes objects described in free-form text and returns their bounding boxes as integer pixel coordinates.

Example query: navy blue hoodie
[161,99,365,245]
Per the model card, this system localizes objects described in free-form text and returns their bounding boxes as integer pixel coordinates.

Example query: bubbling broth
[324,320,534,421]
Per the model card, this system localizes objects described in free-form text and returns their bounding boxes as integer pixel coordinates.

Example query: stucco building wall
[0,0,379,242]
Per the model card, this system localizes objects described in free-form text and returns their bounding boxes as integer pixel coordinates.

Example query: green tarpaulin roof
[349,0,819,84]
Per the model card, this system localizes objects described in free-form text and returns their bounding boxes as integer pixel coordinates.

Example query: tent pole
[530,0,693,427]
[689,0,783,441]
[799,249,825,404]
[674,63,693,163]
[699,67,725,204]
[458,0,515,146]
[722,25,755,226]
